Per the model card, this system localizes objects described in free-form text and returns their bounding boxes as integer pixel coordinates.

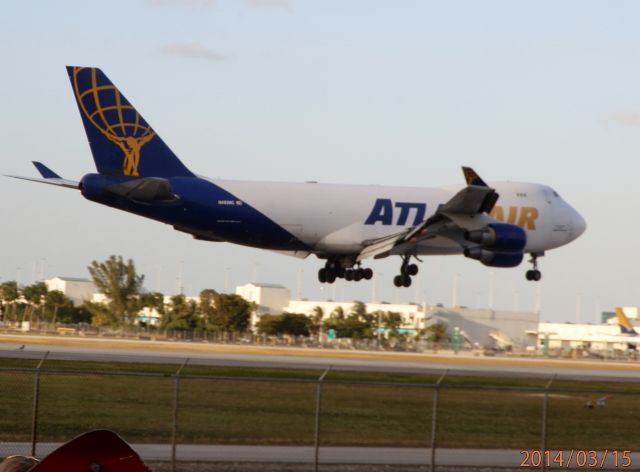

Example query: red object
[32,430,151,472]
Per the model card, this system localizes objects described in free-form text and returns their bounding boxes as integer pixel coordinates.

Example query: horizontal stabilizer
[4,174,79,189]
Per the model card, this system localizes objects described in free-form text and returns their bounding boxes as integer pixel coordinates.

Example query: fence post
[30,351,49,457]
[171,358,190,472]
[430,369,448,472]
[541,374,556,472]
[313,366,332,472]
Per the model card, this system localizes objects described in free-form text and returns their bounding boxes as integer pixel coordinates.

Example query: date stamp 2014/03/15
[520,450,633,468]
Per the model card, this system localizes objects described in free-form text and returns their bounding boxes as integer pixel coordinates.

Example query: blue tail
[66,66,194,178]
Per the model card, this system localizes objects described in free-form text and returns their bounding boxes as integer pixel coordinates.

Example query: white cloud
[245,0,290,9]
[161,42,225,61]
[147,0,215,7]
[605,112,640,127]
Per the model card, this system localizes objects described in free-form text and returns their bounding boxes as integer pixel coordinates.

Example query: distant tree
[0,281,19,302]
[88,256,144,325]
[350,301,367,318]
[256,312,311,336]
[0,281,20,321]
[83,301,119,327]
[309,306,325,335]
[199,289,218,323]
[279,312,312,336]
[43,290,88,324]
[351,301,376,325]
[425,321,449,342]
[323,303,375,339]
[22,282,48,322]
[161,294,199,330]
[255,314,280,336]
[370,310,385,332]
[381,311,403,336]
[139,291,165,314]
[330,305,345,320]
[208,293,253,332]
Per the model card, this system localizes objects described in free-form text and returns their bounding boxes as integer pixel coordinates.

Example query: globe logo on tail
[71,67,155,177]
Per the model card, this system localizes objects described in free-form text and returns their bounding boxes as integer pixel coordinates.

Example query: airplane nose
[571,209,587,240]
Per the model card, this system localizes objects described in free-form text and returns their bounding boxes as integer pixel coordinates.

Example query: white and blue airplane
[8,67,586,287]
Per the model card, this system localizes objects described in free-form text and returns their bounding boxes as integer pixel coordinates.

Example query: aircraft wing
[357,167,499,261]
[5,161,79,189]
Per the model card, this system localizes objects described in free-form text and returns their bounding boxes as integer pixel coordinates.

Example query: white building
[537,322,631,351]
[236,283,291,326]
[45,276,96,306]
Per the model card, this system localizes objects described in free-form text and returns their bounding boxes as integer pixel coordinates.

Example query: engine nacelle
[463,247,524,268]
[464,223,526,252]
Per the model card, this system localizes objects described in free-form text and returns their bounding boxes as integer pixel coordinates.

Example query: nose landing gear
[525,253,542,281]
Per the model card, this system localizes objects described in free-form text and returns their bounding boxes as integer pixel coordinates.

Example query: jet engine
[463,223,526,267]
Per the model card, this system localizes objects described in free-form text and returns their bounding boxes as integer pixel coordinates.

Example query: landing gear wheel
[326,269,337,284]
[354,269,363,282]
[318,268,327,283]
[526,270,541,281]
[526,253,543,282]
[402,274,412,287]
[363,268,373,280]
[345,269,354,281]
[394,255,419,288]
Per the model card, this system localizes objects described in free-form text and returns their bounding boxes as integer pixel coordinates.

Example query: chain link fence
[1,354,638,471]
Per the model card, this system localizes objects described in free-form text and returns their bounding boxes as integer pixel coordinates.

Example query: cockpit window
[553,191,559,197]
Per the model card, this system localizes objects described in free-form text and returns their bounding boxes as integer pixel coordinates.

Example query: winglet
[461,167,498,213]
[462,167,488,187]
[33,161,61,179]
[616,307,638,335]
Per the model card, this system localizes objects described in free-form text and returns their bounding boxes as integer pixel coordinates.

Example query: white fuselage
[213,178,586,257]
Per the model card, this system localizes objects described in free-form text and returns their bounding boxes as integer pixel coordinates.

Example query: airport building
[44,276,96,306]
[536,308,640,350]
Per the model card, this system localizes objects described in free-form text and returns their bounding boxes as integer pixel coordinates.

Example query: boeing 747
[7,67,586,287]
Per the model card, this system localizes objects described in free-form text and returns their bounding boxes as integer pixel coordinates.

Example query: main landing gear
[318,258,373,284]
[393,255,419,288]
[525,253,542,281]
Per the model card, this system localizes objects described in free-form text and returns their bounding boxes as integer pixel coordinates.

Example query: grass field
[1,357,639,450]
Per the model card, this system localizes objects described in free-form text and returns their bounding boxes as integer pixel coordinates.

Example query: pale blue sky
[2,0,639,322]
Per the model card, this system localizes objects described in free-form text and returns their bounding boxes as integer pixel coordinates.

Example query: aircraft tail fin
[66,66,194,178]
[616,307,638,335]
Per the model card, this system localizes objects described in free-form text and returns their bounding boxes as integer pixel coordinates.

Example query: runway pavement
[1,333,640,381]
[2,442,639,468]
